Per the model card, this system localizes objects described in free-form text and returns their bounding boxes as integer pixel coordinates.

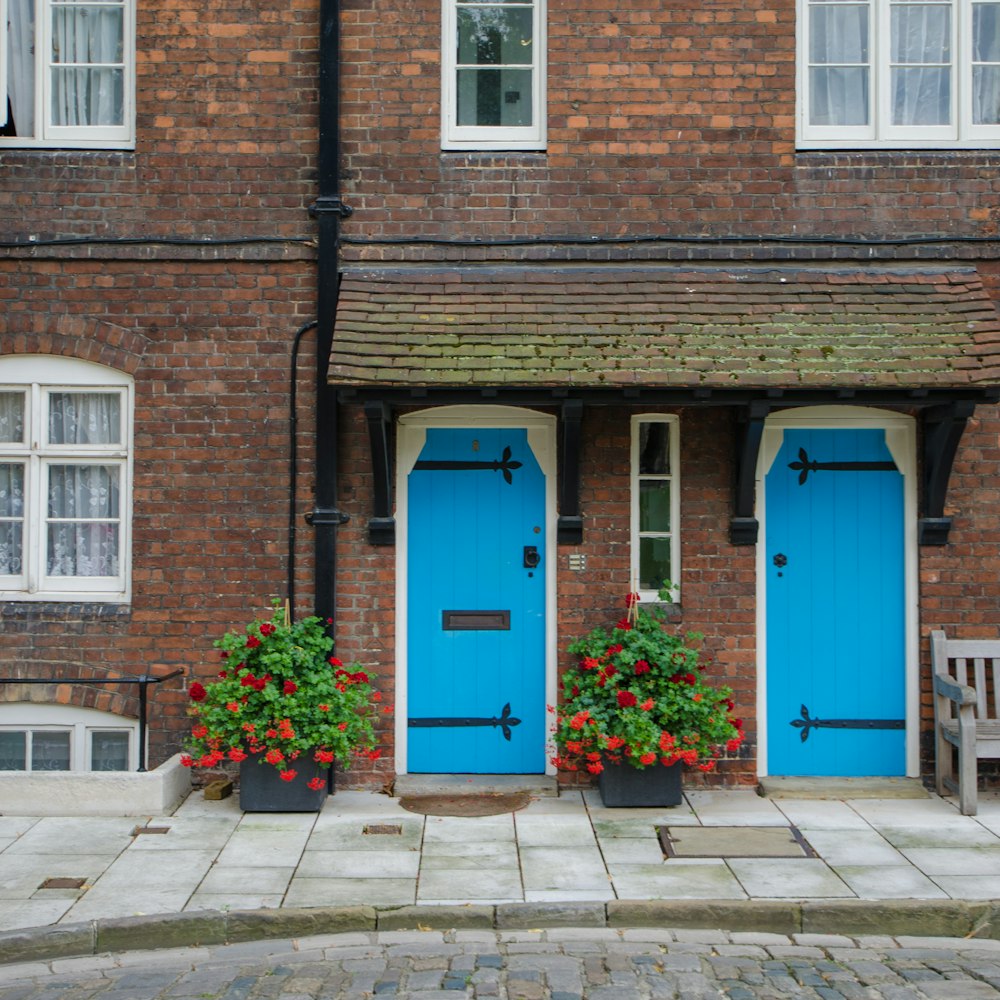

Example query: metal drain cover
[39,877,87,890]
[658,825,816,859]
[363,823,403,835]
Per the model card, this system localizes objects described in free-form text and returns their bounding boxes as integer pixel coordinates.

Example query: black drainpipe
[307,0,352,622]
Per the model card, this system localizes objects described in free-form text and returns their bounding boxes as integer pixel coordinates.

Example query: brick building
[2,0,1000,795]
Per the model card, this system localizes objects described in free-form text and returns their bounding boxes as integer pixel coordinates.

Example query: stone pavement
[5,927,1000,999]
[6,786,1000,970]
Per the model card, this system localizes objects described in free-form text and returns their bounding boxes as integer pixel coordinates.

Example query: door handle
[523,546,540,569]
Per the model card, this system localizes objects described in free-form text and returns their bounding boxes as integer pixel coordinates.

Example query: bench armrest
[934,671,978,706]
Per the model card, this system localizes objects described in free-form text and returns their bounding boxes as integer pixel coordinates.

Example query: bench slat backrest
[934,635,1000,721]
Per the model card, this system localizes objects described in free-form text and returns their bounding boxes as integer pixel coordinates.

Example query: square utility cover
[658,826,816,859]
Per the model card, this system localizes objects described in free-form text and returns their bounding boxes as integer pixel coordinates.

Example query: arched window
[0,356,133,602]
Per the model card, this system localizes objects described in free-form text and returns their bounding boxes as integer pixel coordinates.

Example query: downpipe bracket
[309,197,354,220]
[306,507,351,527]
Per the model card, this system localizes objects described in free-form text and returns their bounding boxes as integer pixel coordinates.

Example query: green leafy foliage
[183,601,380,788]
[551,587,743,775]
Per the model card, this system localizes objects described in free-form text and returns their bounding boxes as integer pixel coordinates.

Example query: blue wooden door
[766,428,906,776]
[407,426,546,773]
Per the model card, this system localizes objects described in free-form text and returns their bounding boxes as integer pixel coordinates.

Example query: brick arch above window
[0,661,139,719]
[0,314,150,375]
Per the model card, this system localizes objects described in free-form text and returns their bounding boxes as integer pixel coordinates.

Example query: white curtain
[46,392,121,578]
[47,464,120,576]
[809,1,871,126]
[0,393,24,576]
[48,391,120,444]
[0,462,24,575]
[6,0,34,135]
[891,3,951,125]
[973,2,1000,124]
[51,0,123,127]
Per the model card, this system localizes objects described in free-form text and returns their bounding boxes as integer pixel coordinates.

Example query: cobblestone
[4,929,1000,998]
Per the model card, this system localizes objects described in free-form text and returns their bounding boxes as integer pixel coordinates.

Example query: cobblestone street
[3,928,1000,999]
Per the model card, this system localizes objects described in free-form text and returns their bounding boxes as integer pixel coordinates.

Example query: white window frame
[630,414,680,604]
[0,355,133,602]
[0,704,137,771]
[797,0,1000,148]
[441,0,546,150]
[0,0,136,149]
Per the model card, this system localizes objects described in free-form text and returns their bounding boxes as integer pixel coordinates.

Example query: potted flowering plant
[182,600,381,811]
[551,586,744,807]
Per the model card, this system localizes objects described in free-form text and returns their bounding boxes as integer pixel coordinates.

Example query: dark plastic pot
[597,760,683,808]
[239,755,331,811]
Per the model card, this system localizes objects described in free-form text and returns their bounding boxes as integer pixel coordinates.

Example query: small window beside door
[631,415,680,603]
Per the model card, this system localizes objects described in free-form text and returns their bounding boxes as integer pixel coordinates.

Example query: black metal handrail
[0,670,184,771]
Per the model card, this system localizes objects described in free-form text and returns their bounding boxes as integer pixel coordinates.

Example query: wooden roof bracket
[364,399,396,545]
[919,399,976,546]
[558,399,584,544]
[730,399,772,545]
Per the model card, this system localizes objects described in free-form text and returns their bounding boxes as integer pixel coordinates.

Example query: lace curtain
[6,0,124,135]
[0,393,24,576]
[6,0,35,135]
[809,2,871,126]
[974,3,1000,124]
[891,3,951,126]
[47,393,121,578]
[809,0,1000,129]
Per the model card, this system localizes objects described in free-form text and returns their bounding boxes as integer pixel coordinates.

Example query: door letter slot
[442,610,511,631]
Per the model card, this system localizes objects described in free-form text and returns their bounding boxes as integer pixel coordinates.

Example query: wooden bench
[932,630,1000,815]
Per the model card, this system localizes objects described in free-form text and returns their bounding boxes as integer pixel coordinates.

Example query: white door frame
[755,405,919,778]
[394,405,558,775]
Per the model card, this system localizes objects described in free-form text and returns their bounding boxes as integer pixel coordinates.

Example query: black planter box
[597,760,683,808]
[239,756,331,812]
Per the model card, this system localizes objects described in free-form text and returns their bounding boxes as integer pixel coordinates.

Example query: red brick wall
[0,260,316,767]
[334,403,759,786]
[338,0,1000,241]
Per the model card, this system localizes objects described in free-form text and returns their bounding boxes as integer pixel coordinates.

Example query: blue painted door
[766,428,905,776]
[407,426,546,773]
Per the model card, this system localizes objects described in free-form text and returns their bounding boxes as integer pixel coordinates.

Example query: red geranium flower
[617,690,637,708]
[279,769,297,782]
[246,636,261,649]
[283,680,298,695]
[188,682,207,702]
[260,623,276,636]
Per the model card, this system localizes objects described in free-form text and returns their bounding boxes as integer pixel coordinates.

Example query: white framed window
[798,0,1000,147]
[0,356,133,602]
[441,0,546,149]
[1,0,135,149]
[630,415,680,603]
[0,704,137,771]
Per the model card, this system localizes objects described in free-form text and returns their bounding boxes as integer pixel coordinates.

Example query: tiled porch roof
[330,267,1000,389]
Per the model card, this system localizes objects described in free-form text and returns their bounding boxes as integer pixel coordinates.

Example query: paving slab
[612,861,747,899]
[899,847,1000,876]
[422,814,516,844]
[799,829,908,866]
[195,864,295,895]
[3,817,138,855]
[726,858,856,898]
[296,849,421,879]
[519,847,611,893]
[283,876,416,908]
[684,790,789,826]
[416,867,523,901]
[832,865,950,899]
[513,814,598,847]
